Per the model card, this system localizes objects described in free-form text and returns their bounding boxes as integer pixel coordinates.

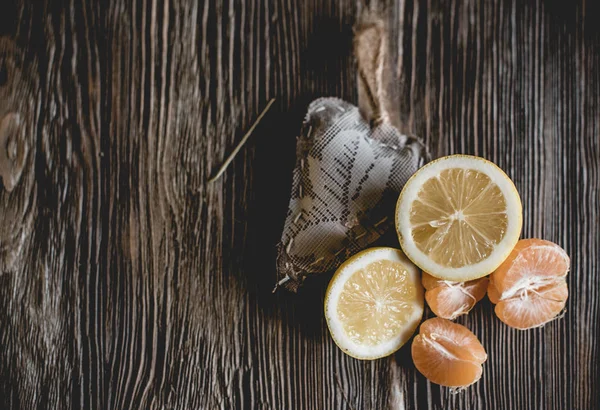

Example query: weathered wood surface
[0,0,598,409]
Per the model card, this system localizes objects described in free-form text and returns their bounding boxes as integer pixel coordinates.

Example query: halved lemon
[396,155,522,281]
[324,248,424,360]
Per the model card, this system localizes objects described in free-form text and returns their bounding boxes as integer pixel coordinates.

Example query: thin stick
[208,98,276,183]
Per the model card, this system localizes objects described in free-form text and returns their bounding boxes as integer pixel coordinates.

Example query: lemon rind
[395,155,523,281]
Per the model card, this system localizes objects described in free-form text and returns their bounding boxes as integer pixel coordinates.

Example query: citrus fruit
[488,239,569,329]
[422,272,488,320]
[412,317,487,387]
[396,155,523,281]
[324,247,424,360]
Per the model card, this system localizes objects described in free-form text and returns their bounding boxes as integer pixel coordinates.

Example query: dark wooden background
[0,0,598,408]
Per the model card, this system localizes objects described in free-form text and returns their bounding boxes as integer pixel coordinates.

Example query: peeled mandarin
[411,318,487,388]
[422,272,488,320]
[488,239,569,330]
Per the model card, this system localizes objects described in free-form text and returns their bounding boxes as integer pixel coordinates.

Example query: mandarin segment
[421,271,443,290]
[486,280,501,304]
[494,282,568,329]
[418,318,487,363]
[411,318,487,387]
[422,272,488,320]
[488,239,570,329]
[493,239,570,291]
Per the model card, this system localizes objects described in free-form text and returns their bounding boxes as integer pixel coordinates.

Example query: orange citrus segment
[487,280,501,304]
[494,282,568,329]
[411,318,487,387]
[422,272,488,320]
[488,239,570,329]
[421,271,443,291]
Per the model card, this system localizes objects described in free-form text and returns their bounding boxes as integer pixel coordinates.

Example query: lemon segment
[396,155,522,281]
[325,248,424,360]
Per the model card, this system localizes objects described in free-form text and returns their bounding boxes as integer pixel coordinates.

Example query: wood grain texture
[0,0,598,409]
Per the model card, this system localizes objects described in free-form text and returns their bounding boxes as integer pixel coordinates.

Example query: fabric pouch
[275,13,428,292]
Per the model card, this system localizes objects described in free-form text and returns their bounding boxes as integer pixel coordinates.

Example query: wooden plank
[0,0,598,408]
[0,0,105,408]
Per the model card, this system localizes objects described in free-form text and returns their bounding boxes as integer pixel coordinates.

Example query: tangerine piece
[422,272,488,320]
[411,318,487,387]
[488,239,569,329]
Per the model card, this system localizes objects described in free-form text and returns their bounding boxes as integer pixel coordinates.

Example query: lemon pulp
[337,259,417,345]
[409,169,508,269]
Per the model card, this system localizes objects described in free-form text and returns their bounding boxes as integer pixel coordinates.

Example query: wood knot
[0,112,28,192]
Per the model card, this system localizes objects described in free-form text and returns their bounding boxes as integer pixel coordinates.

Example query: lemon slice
[396,155,522,281]
[324,248,424,360]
